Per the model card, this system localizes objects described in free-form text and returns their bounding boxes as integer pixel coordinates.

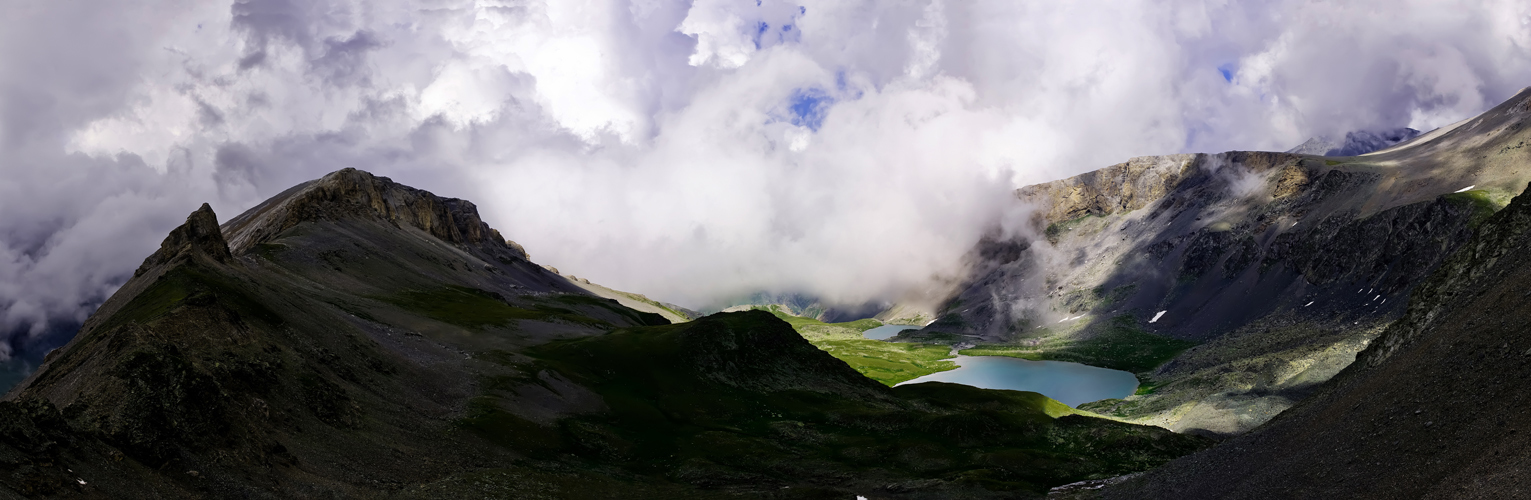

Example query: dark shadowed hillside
[0,169,1205,499]
[1098,179,1531,499]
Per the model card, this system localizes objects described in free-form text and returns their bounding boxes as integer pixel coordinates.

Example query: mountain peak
[220,168,527,260]
[132,202,231,276]
[1286,127,1422,156]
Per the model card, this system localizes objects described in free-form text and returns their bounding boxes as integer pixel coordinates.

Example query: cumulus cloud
[2,0,1530,361]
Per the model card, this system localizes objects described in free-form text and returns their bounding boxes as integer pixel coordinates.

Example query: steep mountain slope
[0,169,1205,498]
[1100,179,1531,499]
[1286,127,1421,156]
[556,271,697,324]
[901,87,1531,435]
[715,292,899,324]
[2,169,664,498]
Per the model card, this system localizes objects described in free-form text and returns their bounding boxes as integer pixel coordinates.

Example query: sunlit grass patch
[809,339,957,386]
[961,316,1195,374]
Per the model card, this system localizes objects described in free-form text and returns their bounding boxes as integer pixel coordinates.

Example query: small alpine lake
[862,324,921,340]
[895,355,1139,407]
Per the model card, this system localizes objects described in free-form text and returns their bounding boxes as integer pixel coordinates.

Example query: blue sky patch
[788,88,834,131]
[747,4,807,50]
[1217,63,1237,83]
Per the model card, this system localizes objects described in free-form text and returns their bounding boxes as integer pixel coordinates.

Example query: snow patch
[1454,185,1477,193]
[1150,310,1167,323]
[1304,301,1314,307]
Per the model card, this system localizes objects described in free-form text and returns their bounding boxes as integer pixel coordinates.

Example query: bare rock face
[1016,154,1200,225]
[133,203,232,276]
[1104,180,1531,499]
[220,168,520,258]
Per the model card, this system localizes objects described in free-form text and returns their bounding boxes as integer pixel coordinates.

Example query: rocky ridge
[220,167,527,260]
[1099,180,1531,499]
[899,86,1531,435]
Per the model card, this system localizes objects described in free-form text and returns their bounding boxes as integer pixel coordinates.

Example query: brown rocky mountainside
[1099,179,1531,499]
[0,169,1205,498]
[897,87,1531,436]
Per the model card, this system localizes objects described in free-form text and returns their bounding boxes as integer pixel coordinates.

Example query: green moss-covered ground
[809,340,958,386]
[377,286,667,330]
[757,308,959,386]
[102,265,284,331]
[448,312,1213,497]
[1443,189,1511,228]
[960,316,1196,374]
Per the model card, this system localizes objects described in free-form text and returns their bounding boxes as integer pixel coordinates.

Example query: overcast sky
[1,0,1529,357]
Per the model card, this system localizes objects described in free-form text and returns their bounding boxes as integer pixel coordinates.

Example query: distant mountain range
[1286,127,1422,156]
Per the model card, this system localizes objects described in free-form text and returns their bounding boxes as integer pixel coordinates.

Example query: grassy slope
[451,312,1212,498]
[377,285,669,329]
[959,316,1196,374]
[1442,188,1512,228]
[757,307,959,386]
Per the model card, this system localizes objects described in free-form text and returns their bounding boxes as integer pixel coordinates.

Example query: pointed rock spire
[134,203,232,276]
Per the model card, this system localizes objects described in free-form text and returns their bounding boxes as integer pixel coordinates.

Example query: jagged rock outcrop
[133,203,231,276]
[220,168,523,259]
[1101,181,1531,499]
[1016,154,1200,225]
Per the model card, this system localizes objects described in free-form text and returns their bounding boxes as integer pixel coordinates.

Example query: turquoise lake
[895,355,1139,407]
[862,324,920,340]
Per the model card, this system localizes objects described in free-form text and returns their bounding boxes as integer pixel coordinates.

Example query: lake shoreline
[895,354,1139,407]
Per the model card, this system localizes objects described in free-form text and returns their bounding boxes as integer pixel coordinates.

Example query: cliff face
[901,87,1531,436]
[1103,180,1531,499]
[220,167,527,260]
[1016,154,1200,226]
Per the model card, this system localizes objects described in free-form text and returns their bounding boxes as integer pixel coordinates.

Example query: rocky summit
[893,87,1531,440]
[0,169,1205,498]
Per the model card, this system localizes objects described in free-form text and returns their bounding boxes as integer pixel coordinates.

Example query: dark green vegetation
[810,339,958,386]
[760,307,960,386]
[1442,188,1510,228]
[379,285,668,329]
[455,311,1211,497]
[960,316,1196,374]
[0,169,1209,499]
[752,305,881,331]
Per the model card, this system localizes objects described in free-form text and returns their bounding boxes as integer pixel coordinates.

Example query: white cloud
[2,0,1531,359]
